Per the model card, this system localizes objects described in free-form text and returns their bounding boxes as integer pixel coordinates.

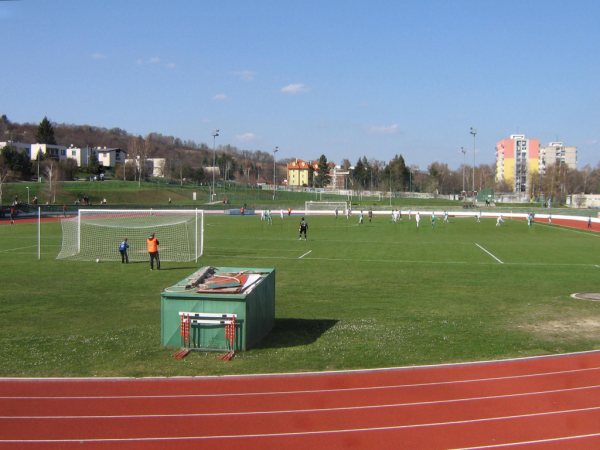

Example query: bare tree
[127,136,150,186]
[43,160,62,204]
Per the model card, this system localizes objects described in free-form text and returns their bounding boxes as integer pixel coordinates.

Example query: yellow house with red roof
[287,159,318,187]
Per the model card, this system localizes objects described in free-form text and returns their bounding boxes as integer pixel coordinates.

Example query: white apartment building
[539,142,577,174]
[124,157,166,178]
[0,141,31,155]
[30,143,67,161]
[95,147,127,168]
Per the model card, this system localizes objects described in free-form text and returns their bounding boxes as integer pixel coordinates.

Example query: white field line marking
[4,365,600,401]
[536,222,600,238]
[0,245,37,253]
[4,383,600,420]
[4,405,600,444]
[298,250,312,259]
[207,253,596,268]
[475,243,504,264]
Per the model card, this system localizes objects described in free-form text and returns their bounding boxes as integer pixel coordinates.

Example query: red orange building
[495,134,540,193]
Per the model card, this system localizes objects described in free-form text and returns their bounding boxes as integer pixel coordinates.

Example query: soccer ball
[95,258,100,263]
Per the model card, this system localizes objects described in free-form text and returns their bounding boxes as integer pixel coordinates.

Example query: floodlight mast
[211,129,219,201]
[460,146,466,194]
[273,146,279,200]
[470,127,477,200]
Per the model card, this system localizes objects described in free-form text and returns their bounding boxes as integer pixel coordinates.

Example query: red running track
[3,351,600,449]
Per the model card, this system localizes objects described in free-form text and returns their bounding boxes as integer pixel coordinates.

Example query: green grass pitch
[1,213,600,377]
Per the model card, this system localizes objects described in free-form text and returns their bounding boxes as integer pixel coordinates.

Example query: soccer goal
[304,201,348,215]
[57,209,204,262]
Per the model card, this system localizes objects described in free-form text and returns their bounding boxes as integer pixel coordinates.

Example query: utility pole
[272,146,278,200]
[470,127,477,200]
[211,129,219,201]
[461,146,466,195]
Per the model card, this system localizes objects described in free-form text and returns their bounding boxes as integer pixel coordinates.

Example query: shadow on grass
[255,318,338,349]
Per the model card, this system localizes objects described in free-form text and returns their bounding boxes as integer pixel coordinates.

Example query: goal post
[57,209,204,262]
[304,201,348,215]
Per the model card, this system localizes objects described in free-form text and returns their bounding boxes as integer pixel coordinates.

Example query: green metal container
[160,266,275,351]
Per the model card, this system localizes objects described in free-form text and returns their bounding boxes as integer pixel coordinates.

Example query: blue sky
[1,0,599,169]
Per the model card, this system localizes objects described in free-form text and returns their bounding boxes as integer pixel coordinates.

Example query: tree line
[2,115,600,203]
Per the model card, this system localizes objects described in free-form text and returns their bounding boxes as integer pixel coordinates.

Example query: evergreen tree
[385,154,410,191]
[314,154,332,188]
[352,156,370,189]
[36,116,57,144]
[0,146,32,180]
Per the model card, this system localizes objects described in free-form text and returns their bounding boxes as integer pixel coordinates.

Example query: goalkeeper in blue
[119,238,129,264]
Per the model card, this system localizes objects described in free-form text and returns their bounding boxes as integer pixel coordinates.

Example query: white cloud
[368,124,399,134]
[91,52,107,60]
[233,70,256,81]
[135,57,176,69]
[281,83,309,94]
[237,132,258,143]
[136,56,162,65]
[213,94,227,101]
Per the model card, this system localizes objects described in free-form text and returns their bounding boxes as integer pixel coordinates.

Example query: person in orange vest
[147,232,160,270]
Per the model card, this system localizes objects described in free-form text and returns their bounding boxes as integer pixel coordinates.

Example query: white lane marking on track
[4,405,600,443]
[450,431,600,449]
[4,366,600,401]
[3,383,600,419]
[475,243,504,264]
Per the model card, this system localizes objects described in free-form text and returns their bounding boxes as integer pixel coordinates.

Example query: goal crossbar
[304,201,348,215]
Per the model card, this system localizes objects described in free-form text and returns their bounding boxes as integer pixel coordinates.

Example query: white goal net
[304,201,348,215]
[57,209,204,262]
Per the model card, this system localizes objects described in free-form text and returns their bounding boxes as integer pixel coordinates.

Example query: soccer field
[1,213,600,377]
